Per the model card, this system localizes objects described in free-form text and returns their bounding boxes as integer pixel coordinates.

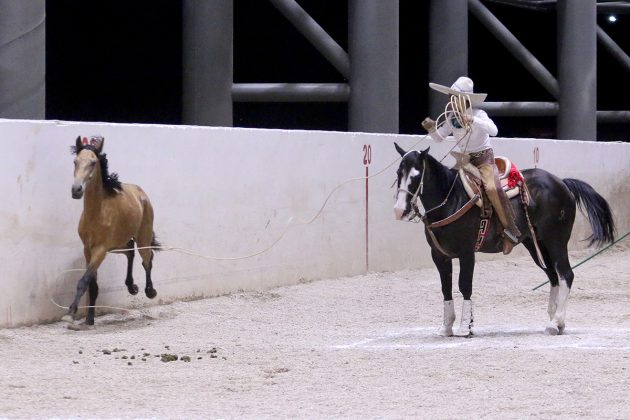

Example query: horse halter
[397,155,427,223]
[397,154,462,224]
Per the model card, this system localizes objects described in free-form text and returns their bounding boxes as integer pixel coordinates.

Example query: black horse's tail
[151,234,163,252]
[563,178,615,247]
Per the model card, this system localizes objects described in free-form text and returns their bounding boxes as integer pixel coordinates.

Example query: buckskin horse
[393,143,615,337]
[63,135,160,327]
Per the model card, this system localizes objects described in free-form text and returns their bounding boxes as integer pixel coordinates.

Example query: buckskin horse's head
[71,135,105,199]
[393,143,429,221]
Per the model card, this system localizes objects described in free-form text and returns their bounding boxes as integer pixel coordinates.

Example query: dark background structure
[28,1,630,140]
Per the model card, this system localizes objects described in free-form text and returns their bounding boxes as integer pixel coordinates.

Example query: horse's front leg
[454,253,475,337]
[431,249,455,337]
[62,247,106,324]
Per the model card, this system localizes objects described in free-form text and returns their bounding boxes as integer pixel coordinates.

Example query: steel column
[428,0,468,118]
[182,0,233,126]
[0,0,45,119]
[348,0,399,133]
[557,0,597,140]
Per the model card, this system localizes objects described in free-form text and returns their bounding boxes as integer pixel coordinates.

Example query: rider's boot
[453,300,474,337]
[479,163,521,255]
[437,300,456,336]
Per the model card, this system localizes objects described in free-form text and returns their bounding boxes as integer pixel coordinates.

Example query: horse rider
[421,76,521,255]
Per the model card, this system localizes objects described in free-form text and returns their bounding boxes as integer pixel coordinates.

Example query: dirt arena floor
[1,241,629,419]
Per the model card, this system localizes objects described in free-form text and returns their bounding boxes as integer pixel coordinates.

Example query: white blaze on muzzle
[394,168,420,220]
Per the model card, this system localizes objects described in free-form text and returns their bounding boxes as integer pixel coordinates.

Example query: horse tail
[151,234,163,252]
[563,178,615,247]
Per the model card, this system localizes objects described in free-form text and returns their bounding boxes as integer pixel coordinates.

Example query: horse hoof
[145,288,157,299]
[67,322,94,331]
[453,329,473,338]
[558,325,565,335]
[127,284,139,295]
[545,324,559,335]
[61,314,74,323]
[436,327,453,337]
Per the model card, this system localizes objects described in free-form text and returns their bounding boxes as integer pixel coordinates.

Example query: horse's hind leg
[546,249,574,335]
[522,238,560,320]
[136,226,158,299]
[431,249,455,336]
[138,245,157,299]
[123,239,139,295]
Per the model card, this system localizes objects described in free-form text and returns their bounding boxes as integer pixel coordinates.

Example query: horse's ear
[95,137,104,154]
[394,142,406,157]
[75,136,82,151]
[421,146,430,155]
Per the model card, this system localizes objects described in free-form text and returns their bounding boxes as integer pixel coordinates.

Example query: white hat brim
[429,82,487,106]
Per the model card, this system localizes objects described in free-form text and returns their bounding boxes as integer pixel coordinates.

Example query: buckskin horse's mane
[71,145,122,194]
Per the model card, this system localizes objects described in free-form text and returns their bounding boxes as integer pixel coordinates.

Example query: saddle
[454,153,528,211]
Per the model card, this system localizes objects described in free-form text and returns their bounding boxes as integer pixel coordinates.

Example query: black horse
[393,143,615,336]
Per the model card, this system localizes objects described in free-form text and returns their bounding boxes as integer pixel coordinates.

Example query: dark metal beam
[481,102,630,122]
[268,0,350,79]
[480,101,559,116]
[469,0,559,98]
[232,83,350,102]
[597,111,630,123]
[597,25,630,74]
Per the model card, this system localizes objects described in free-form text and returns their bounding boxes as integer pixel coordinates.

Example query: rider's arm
[470,110,498,137]
[422,117,452,142]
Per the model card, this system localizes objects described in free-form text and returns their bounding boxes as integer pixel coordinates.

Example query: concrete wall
[1,119,629,327]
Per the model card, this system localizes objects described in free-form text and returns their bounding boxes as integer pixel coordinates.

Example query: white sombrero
[429,76,487,106]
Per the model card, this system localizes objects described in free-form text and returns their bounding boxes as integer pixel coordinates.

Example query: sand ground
[1,241,629,419]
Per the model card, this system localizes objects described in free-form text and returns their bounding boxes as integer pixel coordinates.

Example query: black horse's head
[394,143,429,221]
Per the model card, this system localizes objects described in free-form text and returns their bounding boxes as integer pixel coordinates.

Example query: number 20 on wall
[362,144,372,166]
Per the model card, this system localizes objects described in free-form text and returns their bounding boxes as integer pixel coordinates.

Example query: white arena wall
[1,118,629,327]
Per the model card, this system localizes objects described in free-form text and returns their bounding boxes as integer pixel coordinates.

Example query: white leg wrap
[453,300,473,337]
[437,300,456,337]
[546,278,570,335]
[548,285,559,320]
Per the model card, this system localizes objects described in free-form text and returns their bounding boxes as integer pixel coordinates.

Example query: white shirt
[428,108,498,154]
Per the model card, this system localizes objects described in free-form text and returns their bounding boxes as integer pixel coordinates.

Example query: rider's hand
[421,117,436,133]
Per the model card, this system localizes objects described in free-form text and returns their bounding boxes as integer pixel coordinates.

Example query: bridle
[396,157,425,223]
[396,154,461,224]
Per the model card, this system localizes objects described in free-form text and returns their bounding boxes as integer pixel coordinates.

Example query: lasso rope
[531,230,630,291]
[52,94,476,313]
[49,269,131,312]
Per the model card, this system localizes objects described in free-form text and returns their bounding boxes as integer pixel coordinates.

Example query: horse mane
[70,145,122,194]
[423,151,459,193]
